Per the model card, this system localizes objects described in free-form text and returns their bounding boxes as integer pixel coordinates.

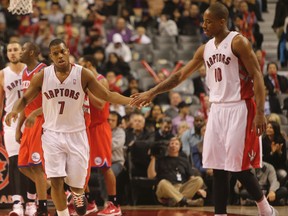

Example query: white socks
[56,208,69,216]
[256,196,272,215]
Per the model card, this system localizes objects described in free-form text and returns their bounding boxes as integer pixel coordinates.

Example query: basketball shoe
[72,193,87,216]
[9,203,24,216]
[85,201,98,215]
[25,202,37,216]
[97,201,121,216]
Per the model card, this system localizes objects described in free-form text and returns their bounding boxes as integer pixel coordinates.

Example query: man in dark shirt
[147,137,204,207]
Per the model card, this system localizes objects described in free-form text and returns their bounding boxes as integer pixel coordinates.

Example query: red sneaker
[85,201,98,215]
[97,202,121,216]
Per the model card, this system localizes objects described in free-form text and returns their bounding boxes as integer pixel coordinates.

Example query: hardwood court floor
[0,205,287,216]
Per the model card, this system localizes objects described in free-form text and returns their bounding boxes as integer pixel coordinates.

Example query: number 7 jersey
[42,64,86,132]
[203,31,254,103]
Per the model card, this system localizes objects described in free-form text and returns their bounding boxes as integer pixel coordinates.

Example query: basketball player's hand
[25,113,36,128]
[15,128,22,144]
[5,111,18,127]
[254,113,266,136]
[267,191,276,202]
[130,91,154,108]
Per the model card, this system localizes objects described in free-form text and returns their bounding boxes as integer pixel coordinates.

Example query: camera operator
[147,137,204,207]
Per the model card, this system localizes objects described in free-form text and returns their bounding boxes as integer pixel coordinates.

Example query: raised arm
[232,34,266,135]
[5,70,43,126]
[81,68,132,105]
[130,45,205,107]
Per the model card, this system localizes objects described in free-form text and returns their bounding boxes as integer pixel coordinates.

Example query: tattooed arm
[130,45,205,107]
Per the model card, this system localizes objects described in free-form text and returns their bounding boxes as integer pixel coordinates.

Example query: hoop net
[8,0,33,15]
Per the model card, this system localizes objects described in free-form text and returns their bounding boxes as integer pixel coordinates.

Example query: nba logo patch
[73,79,76,84]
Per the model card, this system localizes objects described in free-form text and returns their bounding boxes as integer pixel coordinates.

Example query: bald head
[207,2,229,20]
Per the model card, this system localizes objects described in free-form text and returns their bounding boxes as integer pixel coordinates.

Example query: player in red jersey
[78,55,122,216]
[17,42,49,216]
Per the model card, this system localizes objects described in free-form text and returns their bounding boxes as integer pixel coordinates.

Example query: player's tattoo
[152,72,181,95]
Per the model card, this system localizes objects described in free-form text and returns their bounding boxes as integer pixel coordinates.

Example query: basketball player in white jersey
[5,39,132,216]
[0,41,26,216]
[130,3,277,216]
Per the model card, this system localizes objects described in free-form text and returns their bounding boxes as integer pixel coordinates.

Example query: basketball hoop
[8,0,33,15]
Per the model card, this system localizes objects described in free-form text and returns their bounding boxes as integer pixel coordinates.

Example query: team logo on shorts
[95,157,102,166]
[31,152,41,164]
[0,146,9,190]
[248,150,256,162]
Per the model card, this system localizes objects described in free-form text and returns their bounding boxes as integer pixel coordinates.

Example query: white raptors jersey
[3,66,24,113]
[42,64,86,132]
[204,31,254,103]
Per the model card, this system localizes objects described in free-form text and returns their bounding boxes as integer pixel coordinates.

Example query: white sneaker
[259,206,279,216]
[9,203,24,216]
[25,202,37,216]
[271,206,279,216]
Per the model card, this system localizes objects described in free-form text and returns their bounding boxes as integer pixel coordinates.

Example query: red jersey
[90,74,110,128]
[22,63,46,117]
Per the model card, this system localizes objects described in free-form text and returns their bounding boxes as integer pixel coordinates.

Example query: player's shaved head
[25,42,40,57]
[207,2,229,20]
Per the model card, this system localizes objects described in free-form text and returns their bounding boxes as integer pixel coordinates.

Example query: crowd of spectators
[1,0,288,208]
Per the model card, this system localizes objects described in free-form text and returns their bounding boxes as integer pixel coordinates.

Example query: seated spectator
[56,14,80,57]
[47,2,64,29]
[109,111,126,177]
[235,162,288,206]
[262,121,287,185]
[147,137,204,207]
[105,33,132,62]
[181,114,205,160]
[105,52,131,77]
[107,17,132,44]
[131,26,152,44]
[154,117,174,142]
[125,112,155,177]
[106,71,127,93]
[158,14,178,37]
[236,1,258,47]
[264,62,288,95]
[93,47,106,74]
[145,104,165,133]
[164,91,182,119]
[172,101,194,135]
[178,3,202,36]
[83,34,104,55]
[122,77,143,97]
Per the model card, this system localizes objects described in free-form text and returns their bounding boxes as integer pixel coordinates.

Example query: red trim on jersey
[24,63,46,76]
[22,63,46,117]
[241,99,261,170]
[238,60,254,99]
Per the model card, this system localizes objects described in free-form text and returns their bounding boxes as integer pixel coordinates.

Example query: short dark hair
[110,111,122,126]
[49,38,67,50]
[267,61,278,71]
[208,2,229,20]
[26,42,40,56]
[81,55,97,68]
